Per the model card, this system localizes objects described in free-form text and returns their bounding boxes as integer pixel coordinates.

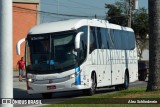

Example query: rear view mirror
[16,38,25,55]
[75,32,84,49]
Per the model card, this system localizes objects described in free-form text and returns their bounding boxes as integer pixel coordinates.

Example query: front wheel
[83,73,96,96]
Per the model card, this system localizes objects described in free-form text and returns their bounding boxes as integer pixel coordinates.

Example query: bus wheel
[115,73,129,91]
[83,73,96,96]
[122,73,129,89]
[42,93,52,99]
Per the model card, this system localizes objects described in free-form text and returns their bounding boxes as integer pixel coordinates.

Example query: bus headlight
[28,78,33,82]
[70,74,76,79]
[70,70,82,79]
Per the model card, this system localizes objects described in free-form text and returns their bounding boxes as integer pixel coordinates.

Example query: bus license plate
[47,86,56,90]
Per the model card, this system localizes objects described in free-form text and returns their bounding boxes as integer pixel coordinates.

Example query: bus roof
[28,19,134,34]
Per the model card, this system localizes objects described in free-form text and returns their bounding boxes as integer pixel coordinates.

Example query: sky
[40,0,148,23]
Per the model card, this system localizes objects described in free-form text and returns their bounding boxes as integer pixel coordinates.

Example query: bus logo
[49,80,53,83]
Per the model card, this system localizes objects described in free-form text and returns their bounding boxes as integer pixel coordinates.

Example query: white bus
[17,19,138,99]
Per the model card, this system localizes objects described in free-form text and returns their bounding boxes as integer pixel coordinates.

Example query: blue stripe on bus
[75,67,81,85]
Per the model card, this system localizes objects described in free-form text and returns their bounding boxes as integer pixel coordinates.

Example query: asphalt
[13,71,26,90]
[13,71,42,99]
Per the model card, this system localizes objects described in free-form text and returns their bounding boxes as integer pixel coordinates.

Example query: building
[141,39,149,61]
[13,0,40,69]
[137,35,149,61]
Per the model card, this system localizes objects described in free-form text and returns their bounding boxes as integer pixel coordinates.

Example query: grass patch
[42,88,160,107]
[89,88,146,98]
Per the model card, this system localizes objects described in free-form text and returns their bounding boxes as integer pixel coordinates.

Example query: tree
[105,1,128,26]
[132,8,149,60]
[105,1,149,60]
[147,0,160,91]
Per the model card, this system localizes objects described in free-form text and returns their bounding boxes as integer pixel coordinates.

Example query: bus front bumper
[27,78,90,94]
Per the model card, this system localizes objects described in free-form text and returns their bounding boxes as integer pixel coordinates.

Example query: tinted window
[121,31,135,50]
[128,32,135,49]
[100,28,108,49]
[97,27,102,49]
[90,27,98,53]
[26,31,77,74]
[107,29,115,49]
[89,27,135,50]
[114,30,122,49]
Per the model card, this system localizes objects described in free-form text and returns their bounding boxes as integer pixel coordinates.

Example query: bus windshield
[26,31,77,74]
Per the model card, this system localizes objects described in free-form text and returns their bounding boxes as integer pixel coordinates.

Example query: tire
[42,93,52,99]
[83,73,96,96]
[122,73,129,89]
[115,72,129,91]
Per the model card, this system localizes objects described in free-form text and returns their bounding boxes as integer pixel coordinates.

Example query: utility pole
[128,0,132,27]
[128,0,138,27]
[0,0,13,107]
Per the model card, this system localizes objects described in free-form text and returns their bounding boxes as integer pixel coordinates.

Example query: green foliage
[132,8,149,38]
[105,1,128,26]
[105,1,148,37]
[105,1,148,59]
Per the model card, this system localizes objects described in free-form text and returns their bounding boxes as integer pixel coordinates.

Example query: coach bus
[17,19,138,99]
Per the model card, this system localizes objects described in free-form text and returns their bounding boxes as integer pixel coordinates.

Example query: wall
[13,2,38,69]
[141,39,149,61]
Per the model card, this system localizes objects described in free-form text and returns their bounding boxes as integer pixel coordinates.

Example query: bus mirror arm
[75,32,84,49]
[16,38,26,55]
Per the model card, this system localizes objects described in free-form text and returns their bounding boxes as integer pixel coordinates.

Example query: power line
[41,1,104,10]
[13,6,106,23]
[40,0,107,16]
[40,1,104,16]
[13,6,83,23]
[13,6,94,18]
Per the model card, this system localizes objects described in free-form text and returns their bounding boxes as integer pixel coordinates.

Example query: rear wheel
[83,73,96,96]
[122,72,129,89]
[115,72,129,91]
[42,93,52,99]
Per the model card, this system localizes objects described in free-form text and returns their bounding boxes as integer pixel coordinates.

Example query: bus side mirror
[75,32,84,49]
[16,38,26,55]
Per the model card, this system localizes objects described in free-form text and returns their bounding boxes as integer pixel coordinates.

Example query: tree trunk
[147,0,160,91]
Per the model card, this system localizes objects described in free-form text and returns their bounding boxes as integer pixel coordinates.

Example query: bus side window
[107,29,114,49]
[128,32,135,50]
[114,30,122,49]
[90,27,97,54]
[97,27,102,49]
[100,28,108,49]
